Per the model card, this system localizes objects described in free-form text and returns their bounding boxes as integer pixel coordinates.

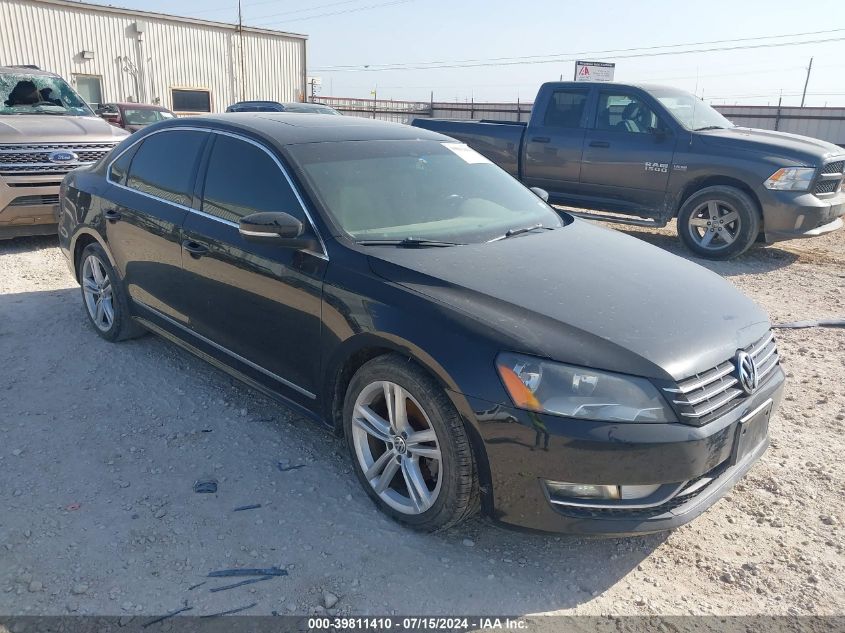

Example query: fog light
[546,482,620,500]
[546,482,663,502]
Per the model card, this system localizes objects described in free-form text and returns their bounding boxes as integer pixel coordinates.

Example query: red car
[96,102,176,132]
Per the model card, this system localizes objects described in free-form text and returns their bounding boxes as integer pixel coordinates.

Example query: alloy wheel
[351,381,442,515]
[686,199,741,251]
[81,254,115,332]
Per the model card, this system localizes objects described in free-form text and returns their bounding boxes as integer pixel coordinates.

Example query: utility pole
[238,0,245,101]
[800,56,813,107]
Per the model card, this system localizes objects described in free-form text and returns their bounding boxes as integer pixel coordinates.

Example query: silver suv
[0,66,128,239]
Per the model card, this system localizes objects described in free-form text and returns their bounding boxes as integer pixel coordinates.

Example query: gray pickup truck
[413,82,845,259]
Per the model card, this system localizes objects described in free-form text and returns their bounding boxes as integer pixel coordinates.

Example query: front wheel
[677,186,760,260]
[343,355,479,532]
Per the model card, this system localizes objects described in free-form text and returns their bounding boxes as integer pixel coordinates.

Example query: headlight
[496,353,676,423]
[763,167,815,191]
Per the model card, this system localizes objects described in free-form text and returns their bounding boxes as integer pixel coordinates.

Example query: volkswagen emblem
[48,150,78,164]
[735,350,759,395]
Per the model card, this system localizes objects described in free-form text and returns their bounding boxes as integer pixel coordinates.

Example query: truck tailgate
[412,119,524,177]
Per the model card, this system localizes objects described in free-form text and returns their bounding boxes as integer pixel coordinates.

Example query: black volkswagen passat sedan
[58,114,784,535]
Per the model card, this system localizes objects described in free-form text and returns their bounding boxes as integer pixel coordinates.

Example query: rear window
[543,90,589,128]
[125,130,207,206]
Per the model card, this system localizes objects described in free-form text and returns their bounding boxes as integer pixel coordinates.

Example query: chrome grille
[821,160,844,175]
[814,179,840,195]
[0,142,117,176]
[665,331,780,424]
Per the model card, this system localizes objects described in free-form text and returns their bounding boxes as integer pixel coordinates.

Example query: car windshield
[289,139,563,243]
[650,88,734,131]
[0,72,94,116]
[122,108,175,125]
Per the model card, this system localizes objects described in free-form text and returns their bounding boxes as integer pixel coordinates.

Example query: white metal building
[0,0,307,113]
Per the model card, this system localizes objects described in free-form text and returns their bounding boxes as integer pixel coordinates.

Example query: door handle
[182,239,209,258]
[589,141,610,148]
[531,136,551,143]
[103,209,121,222]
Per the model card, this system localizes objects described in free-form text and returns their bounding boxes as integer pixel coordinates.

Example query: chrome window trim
[136,299,316,400]
[209,129,329,260]
[104,125,329,260]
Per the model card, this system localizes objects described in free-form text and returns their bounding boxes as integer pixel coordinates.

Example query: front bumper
[0,175,61,239]
[758,187,844,243]
[469,366,784,535]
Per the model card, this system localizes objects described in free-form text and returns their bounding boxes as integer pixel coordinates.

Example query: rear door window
[200,134,305,225]
[125,130,207,206]
[543,90,589,128]
[108,143,139,185]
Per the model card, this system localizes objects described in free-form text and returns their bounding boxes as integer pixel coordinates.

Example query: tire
[343,354,479,532]
[677,185,760,260]
[78,243,146,342]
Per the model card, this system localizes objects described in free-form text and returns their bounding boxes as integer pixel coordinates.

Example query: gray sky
[102,0,845,105]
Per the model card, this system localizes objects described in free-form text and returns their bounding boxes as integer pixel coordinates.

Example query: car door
[521,87,591,196]
[104,128,209,325]
[579,90,676,215]
[179,131,327,400]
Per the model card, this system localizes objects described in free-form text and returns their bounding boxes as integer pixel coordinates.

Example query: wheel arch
[324,332,494,513]
[70,229,114,282]
[675,176,763,221]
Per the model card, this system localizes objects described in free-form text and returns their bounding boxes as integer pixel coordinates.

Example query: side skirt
[134,316,328,428]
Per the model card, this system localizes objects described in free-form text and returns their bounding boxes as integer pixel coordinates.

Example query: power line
[251,0,412,26]
[311,27,845,72]
[191,0,362,17]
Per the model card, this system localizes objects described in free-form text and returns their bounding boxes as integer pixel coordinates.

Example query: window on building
[171,88,211,113]
[543,90,589,128]
[126,130,208,206]
[74,75,103,108]
[201,134,304,225]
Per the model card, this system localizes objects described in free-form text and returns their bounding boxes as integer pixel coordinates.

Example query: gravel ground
[0,224,843,619]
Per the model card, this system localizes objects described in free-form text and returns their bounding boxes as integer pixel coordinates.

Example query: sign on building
[574,61,615,82]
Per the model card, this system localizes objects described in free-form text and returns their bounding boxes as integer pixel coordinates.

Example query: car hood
[697,126,844,165]
[367,220,770,382]
[0,114,129,143]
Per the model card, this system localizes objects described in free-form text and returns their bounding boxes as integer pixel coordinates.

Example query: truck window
[543,90,588,128]
[596,93,662,134]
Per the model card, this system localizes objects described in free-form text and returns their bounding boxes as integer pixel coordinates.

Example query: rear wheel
[677,186,760,260]
[343,355,479,531]
[79,243,145,342]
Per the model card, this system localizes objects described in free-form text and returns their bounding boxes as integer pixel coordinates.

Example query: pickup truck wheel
[677,186,760,260]
[343,355,479,532]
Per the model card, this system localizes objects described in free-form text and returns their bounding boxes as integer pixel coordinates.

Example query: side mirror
[239,211,317,249]
[649,126,668,140]
[529,187,550,203]
[100,112,121,125]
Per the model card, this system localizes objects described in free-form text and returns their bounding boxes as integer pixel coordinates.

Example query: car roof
[0,65,58,77]
[161,112,449,145]
[544,81,680,93]
[230,100,282,106]
[110,102,172,110]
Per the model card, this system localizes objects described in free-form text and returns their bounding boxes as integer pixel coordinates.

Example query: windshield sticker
[441,142,492,164]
